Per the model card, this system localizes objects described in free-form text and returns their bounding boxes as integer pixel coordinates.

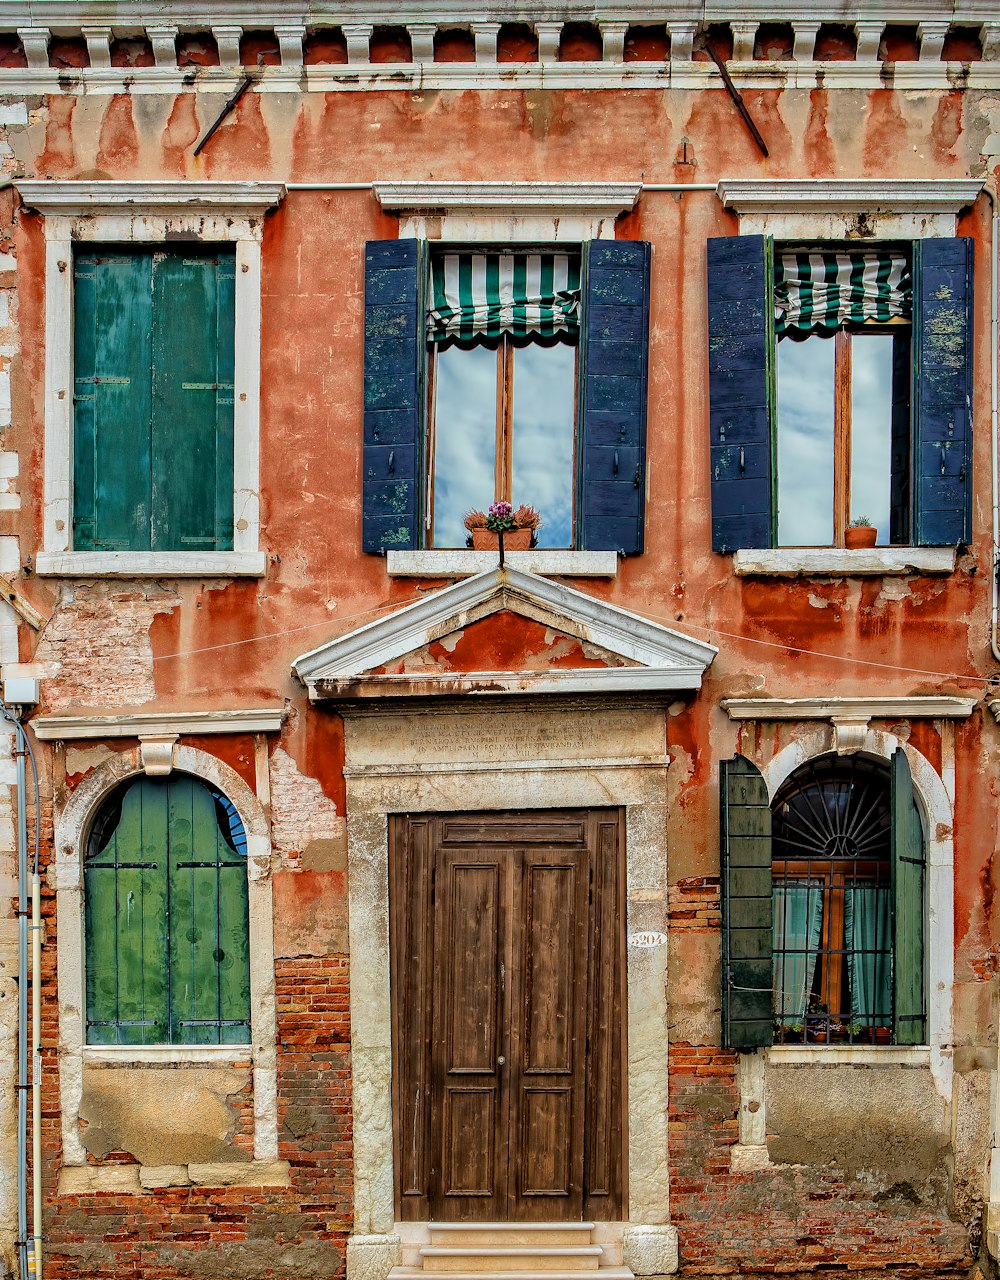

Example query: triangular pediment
[292,568,717,701]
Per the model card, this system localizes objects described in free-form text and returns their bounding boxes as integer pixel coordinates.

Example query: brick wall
[42,952,353,1279]
[668,1042,973,1277]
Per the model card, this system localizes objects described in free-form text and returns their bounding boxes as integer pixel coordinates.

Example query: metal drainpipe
[985,181,1000,664]
[13,712,26,1280]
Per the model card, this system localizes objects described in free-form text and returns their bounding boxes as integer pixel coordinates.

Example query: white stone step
[420,1246,603,1272]
[390,1269,634,1280]
[427,1225,596,1248]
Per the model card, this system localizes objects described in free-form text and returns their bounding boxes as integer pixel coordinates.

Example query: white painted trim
[292,566,717,687]
[16,181,286,218]
[82,1045,253,1064]
[767,1045,932,1066]
[376,181,640,243]
[758,726,955,1099]
[34,552,267,577]
[732,548,957,577]
[32,709,285,740]
[25,183,282,567]
[722,696,976,721]
[717,179,983,238]
[387,550,619,577]
[53,745,279,1166]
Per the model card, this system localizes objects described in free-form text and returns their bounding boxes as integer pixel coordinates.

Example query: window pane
[433,345,497,548]
[776,336,835,546]
[511,342,576,549]
[849,333,894,544]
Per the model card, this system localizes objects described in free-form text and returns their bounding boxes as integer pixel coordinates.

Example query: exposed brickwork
[42,936,353,1278]
[669,1042,973,1277]
[32,586,179,708]
[669,877,722,930]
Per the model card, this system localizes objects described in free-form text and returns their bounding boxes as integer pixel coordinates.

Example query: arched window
[85,772,251,1046]
[721,748,926,1050]
[771,756,893,1043]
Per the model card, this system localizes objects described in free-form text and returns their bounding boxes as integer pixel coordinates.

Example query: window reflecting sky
[849,334,893,544]
[511,343,575,548]
[433,345,497,548]
[776,336,835,546]
[432,341,576,548]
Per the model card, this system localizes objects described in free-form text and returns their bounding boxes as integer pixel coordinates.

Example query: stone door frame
[340,698,679,1280]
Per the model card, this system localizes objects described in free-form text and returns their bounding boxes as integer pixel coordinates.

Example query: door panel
[434,851,509,1214]
[391,810,625,1222]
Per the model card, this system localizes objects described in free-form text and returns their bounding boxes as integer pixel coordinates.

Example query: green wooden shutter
[151,251,235,551]
[86,775,250,1046]
[73,253,154,551]
[167,776,251,1045]
[85,779,168,1044]
[720,754,774,1049]
[707,236,776,553]
[891,748,926,1045]
[577,239,651,555]
[363,239,424,553]
[912,237,974,547]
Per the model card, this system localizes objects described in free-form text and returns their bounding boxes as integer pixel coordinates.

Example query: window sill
[732,547,956,578]
[34,550,267,578]
[386,549,619,578]
[83,1045,253,1064]
[767,1044,930,1066]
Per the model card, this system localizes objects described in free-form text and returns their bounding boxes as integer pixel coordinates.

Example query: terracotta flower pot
[845,525,878,550]
[471,527,532,551]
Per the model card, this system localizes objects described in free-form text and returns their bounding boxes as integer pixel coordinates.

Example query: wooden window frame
[425,334,580,550]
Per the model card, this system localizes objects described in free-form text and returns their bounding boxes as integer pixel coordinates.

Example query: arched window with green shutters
[85,772,251,1046]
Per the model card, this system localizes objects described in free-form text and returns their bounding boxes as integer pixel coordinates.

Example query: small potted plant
[845,516,877,550]
[464,502,542,551]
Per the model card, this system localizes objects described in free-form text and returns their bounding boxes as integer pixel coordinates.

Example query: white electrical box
[3,677,39,706]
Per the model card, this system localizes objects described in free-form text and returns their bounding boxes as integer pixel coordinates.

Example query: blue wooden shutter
[913,237,974,546]
[151,250,235,551]
[73,252,154,551]
[707,236,775,553]
[721,754,774,1050]
[891,748,926,1046]
[363,239,424,553]
[577,240,650,555]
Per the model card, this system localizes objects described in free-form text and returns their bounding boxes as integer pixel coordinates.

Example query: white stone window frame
[16,181,285,578]
[53,743,280,1176]
[373,181,640,577]
[727,719,957,1170]
[716,178,983,576]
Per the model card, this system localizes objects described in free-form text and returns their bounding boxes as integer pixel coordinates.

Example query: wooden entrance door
[391,810,625,1222]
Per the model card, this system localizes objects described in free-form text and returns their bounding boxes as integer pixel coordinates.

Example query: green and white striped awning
[774,250,911,335]
[428,253,580,344]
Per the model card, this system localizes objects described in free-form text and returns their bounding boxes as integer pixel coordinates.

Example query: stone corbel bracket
[139,734,177,776]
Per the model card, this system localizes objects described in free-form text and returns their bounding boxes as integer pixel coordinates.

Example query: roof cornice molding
[717,179,985,219]
[722,696,977,720]
[15,180,286,218]
[0,3,994,24]
[31,708,286,740]
[292,566,717,699]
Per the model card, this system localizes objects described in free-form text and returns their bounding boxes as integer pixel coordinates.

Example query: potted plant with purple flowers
[464,502,542,551]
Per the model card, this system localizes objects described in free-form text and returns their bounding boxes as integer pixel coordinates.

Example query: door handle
[497,1056,506,1066]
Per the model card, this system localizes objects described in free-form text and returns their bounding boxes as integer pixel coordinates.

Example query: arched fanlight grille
[772,755,892,1044]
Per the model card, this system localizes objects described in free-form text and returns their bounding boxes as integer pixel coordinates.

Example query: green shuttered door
[74,250,235,552]
[720,754,774,1049]
[85,774,250,1046]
